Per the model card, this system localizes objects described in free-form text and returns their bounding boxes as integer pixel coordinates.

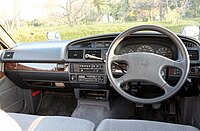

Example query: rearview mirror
[46,31,61,41]
[181,26,200,40]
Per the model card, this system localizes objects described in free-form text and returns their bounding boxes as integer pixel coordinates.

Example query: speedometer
[119,47,134,55]
[156,47,172,58]
[137,45,154,53]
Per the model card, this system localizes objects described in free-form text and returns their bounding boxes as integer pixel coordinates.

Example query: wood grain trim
[5,63,17,70]
[5,63,67,72]
[168,68,174,75]
[0,72,5,79]
[169,67,200,76]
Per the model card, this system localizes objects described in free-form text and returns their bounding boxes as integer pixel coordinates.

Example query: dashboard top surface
[1,33,200,64]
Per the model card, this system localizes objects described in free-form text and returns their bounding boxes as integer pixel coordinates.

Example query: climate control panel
[70,74,106,84]
[70,63,105,73]
[69,63,107,84]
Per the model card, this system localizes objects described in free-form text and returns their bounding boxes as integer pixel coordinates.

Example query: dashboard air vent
[184,41,197,48]
[85,50,101,57]
[4,52,14,59]
[68,50,83,59]
[81,43,93,48]
[188,50,199,60]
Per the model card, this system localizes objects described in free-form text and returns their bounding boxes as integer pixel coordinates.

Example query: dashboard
[1,33,200,91]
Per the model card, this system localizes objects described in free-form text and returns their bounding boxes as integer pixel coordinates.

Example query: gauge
[137,45,154,53]
[155,47,173,58]
[119,47,134,55]
[128,49,134,53]
[119,49,127,55]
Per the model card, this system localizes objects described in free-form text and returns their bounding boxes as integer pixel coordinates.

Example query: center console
[69,62,109,100]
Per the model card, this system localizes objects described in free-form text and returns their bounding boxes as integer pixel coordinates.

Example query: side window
[0,45,4,50]
[0,41,8,50]
[0,41,7,72]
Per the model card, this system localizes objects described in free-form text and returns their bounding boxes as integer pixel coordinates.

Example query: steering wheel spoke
[163,84,174,93]
[174,60,186,71]
[113,77,124,87]
[162,57,186,71]
[110,54,129,62]
[161,57,175,67]
[150,74,166,88]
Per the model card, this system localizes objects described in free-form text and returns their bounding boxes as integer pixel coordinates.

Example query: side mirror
[181,26,199,40]
[46,31,61,41]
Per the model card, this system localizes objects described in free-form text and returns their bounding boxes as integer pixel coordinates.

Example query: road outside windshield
[0,0,200,43]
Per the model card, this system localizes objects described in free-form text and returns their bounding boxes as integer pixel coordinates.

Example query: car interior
[0,25,200,130]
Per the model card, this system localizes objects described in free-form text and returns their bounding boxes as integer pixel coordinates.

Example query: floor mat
[72,96,133,127]
[130,103,179,124]
[37,92,76,116]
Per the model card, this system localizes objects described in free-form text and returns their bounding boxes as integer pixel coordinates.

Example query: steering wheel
[106,25,190,104]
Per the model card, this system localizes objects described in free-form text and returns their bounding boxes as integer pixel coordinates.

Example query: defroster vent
[68,50,83,59]
[188,50,199,60]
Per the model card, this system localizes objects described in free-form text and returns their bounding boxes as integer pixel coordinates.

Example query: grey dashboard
[1,40,70,62]
[2,33,200,90]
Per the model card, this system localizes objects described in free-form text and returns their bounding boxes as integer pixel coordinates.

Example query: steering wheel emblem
[139,60,148,67]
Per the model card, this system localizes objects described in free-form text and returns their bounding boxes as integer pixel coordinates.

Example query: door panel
[0,51,24,112]
[0,32,24,112]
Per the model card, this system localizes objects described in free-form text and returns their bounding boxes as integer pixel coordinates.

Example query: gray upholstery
[8,113,95,131]
[8,113,38,131]
[0,109,22,131]
[96,119,199,131]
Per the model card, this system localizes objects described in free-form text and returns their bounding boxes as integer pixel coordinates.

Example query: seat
[0,109,95,131]
[8,113,95,131]
[0,109,22,131]
[96,119,199,131]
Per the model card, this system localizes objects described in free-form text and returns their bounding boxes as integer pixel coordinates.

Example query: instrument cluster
[117,44,173,59]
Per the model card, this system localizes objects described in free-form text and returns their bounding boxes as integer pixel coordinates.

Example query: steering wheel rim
[106,25,190,104]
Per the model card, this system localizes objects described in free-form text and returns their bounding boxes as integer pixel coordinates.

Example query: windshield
[0,0,200,43]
